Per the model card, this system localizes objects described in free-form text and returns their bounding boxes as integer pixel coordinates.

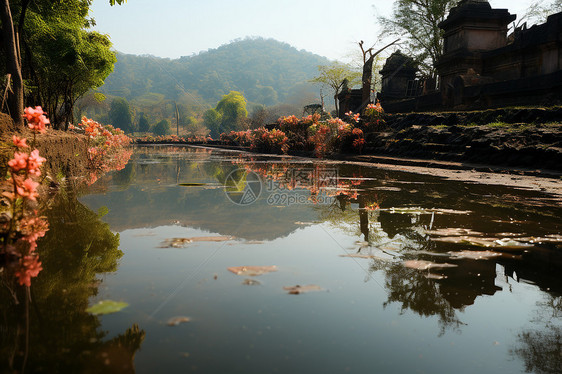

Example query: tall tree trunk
[361,54,375,109]
[0,0,24,128]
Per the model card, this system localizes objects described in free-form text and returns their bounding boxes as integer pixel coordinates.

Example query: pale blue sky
[90,0,533,61]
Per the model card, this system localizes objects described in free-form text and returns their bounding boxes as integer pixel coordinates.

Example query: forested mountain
[99,37,330,107]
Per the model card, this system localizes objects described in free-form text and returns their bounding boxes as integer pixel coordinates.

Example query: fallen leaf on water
[242,278,261,286]
[340,254,377,259]
[448,250,502,260]
[167,316,191,326]
[283,285,324,295]
[425,228,483,236]
[425,273,448,280]
[160,236,235,248]
[86,300,128,315]
[227,266,278,276]
[380,207,471,215]
[403,260,458,270]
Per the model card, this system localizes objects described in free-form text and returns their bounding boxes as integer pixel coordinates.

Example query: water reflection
[0,185,145,373]
[76,145,562,372]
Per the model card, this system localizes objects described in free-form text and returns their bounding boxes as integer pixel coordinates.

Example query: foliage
[218,108,376,157]
[99,37,329,106]
[70,116,133,185]
[17,0,117,127]
[310,62,361,113]
[0,107,49,289]
[204,91,248,138]
[153,119,171,136]
[108,97,133,133]
[137,112,150,132]
[524,0,562,24]
[378,0,456,78]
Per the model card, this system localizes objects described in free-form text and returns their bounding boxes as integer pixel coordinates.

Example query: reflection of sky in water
[80,146,561,374]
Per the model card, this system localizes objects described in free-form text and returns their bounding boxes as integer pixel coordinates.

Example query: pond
[2,145,562,373]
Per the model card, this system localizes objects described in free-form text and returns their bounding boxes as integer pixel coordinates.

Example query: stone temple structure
[344,0,562,113]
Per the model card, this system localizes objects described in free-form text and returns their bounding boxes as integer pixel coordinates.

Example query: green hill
[99,37,330,107]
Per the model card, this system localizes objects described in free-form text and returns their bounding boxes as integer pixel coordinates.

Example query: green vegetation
[108,97,133,133]
[153,119,171,135]
[79,37,329,136]
[310,62,361,113]
[378,0,456,78]
[0,0,124,129]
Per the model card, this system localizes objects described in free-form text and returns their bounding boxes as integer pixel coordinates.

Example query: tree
[378,0,456,79]
[137,112,150,133]
[204,91,248,138]
[310,62,361,114]
[0,0,125,129]
[108,97,133,133]
[153,119,171,136]
[0,0,24,128]
[525,0,562,24]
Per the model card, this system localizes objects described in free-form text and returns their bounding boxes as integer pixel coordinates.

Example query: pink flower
[8,152,28,172]
[16,178,39,201]
[27,149,46,176]
[12,135,28,148]
[15,255,43,287]
[24,106,49,133]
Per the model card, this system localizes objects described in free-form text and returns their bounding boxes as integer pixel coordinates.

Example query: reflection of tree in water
[511,294,562,374]
[376,261,464,335]
[0,186,145,373]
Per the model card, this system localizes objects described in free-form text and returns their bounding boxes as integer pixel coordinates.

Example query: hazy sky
[90,0,536,61]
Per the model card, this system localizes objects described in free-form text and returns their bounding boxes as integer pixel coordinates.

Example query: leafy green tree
[138,112,150,132]
[108,97,133,133]
[153,119,171,135]
[204,91,248,138]
[203,108,222,138]
[0,0,125,129]
[378,0,456,79]
[310,62,361,114]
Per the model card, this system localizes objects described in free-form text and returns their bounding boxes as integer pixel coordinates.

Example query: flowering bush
[135,134,211,144]
[364,102,385,125]
[71,117,133,184]
[249,128,289,154]
[1,107,49,288]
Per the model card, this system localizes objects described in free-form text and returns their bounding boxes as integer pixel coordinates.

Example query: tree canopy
[0,0,122,128]
[204,91,248,138]
[378,0,456,79]
[310,62,361,114]
[108,97,133,133]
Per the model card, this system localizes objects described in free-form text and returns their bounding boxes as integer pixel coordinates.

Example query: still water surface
[5,145,562,373]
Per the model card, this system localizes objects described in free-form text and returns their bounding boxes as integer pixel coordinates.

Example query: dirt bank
[1,113,89,178]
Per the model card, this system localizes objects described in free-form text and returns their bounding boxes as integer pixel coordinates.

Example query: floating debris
[448,250,502,260]
[425,228,484,236]
[242,278,261,286]
[167,316,191,326]
[380,207,471,215]
[283,285,324,295]
[403,260,458,270]
[160,236,235,248]
[86,300,128,315]
[227,266,278,276]
[425,273,448,280]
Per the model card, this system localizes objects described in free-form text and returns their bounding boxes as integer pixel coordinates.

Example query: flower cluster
[364,102,385,125]
[136,134,211,144]
[1,108,50,287]
[23,106,49,133]
[217,106,383,158]
[71,117,133,184]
